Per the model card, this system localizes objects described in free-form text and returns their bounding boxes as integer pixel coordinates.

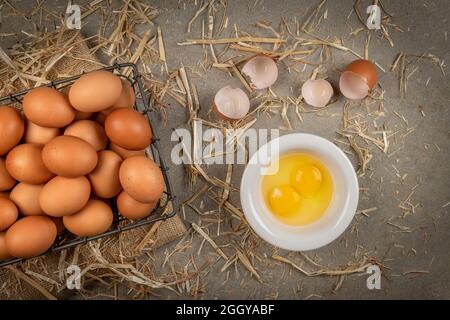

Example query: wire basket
[0,63,177,267]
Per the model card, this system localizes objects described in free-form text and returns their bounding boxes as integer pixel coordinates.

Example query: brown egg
[110,142,146,159]
[69,71,122,112]
[119,156,164,203]
[0,231,12,260]
[107,79,136,111]
[10,183,45,216]
[0,106,24,156]
[0,198,18,231]
[88,150,122,198]
[0,158,16,191]
[6,144,54,184]
[105,108,152,150]
[117,190,157,220]
[64,120,108,152]
[42,136,98,177]
[61,86,93,120]
[24,120,60,145]
[5,216,57,258]
[63,199,113,237]
[39,176,91,217]
[23,87,75,128]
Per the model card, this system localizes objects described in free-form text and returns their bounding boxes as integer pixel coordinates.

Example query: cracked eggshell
[339,59,377,100]
[301,79,334,108]
[242,55,278,90]
[213,86,250,120]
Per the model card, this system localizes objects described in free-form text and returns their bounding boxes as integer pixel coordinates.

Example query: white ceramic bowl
[240,133,359,251]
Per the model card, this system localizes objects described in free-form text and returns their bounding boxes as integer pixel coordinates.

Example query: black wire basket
[0,63,177,267]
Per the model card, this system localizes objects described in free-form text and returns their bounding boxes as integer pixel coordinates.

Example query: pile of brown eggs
[0,70,164,261]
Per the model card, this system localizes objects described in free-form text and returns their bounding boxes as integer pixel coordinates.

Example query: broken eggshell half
[339,59,378,100]
[242,55,278,90]
[301,79,334,108]
[213,86,250,121]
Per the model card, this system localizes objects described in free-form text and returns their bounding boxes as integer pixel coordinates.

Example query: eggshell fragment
[39,176,91,217]
[42,136,98,177]
[64,120,108,152]
[117,191,157,220]
[6,216,57,258]
[69,71,123,112]
[213,86,250,120]
[23,87,75,128]
[24,120,60,145]
[63,199,113,237]
[88,150,122,198]
[0,232,12,260]
[119,156,164,203]
[339,71,370,100]
[105,108,152,150]
[0,106,24,156]
[0,158,16,191]
[345,59,378,89]
[339,59,378,100]
[0,198,18,231]
[301,79,334,108]
[110,142,146,159]
[6,144,54,184]
[10,183,45,216]
[242,55,278,89]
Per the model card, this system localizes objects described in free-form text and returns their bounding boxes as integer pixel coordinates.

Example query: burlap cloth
[0,30,186,299]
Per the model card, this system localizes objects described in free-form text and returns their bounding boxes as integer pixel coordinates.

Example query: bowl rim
[240,133,359,251]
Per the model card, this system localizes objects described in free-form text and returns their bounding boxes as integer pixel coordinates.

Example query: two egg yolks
[262,153,333,226]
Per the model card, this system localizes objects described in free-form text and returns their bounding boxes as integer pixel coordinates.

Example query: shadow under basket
[0,62,177,267]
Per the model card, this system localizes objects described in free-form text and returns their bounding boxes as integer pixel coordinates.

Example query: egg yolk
[268,185,301,217]
[291,165,323,198]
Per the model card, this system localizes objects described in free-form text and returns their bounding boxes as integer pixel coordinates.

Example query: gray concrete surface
[1,0,449,299]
